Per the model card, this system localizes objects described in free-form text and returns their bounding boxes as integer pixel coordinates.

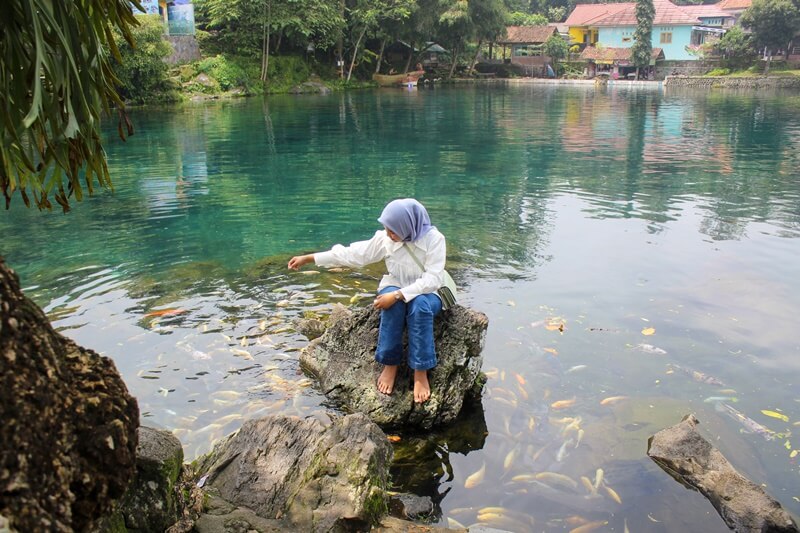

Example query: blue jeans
[375,286,442,371]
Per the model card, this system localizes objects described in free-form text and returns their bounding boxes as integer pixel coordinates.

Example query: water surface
[3,83,799,532]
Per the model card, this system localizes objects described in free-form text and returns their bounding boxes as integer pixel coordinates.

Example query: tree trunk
[403,41,415,73]
[275,31,283,54]
[449,44,460,78]
[468,38,483,75]
[336,0,345,78]
[489,42,494,60]
[375,38,387,74]
[635,66,640,80]
[261,0,272,82]
[347,26,367,82]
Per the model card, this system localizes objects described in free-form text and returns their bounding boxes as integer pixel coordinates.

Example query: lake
[2,82,799,532]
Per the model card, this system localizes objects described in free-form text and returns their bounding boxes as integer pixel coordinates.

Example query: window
[660,32,672,44]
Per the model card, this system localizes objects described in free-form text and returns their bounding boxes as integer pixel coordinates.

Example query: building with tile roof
[565,0,737,60]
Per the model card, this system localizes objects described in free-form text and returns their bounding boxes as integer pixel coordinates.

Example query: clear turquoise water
[3,83,799,531]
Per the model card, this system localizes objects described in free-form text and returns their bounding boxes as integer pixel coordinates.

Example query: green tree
[438,0,473,77]
[507,11,548,25]
[716,26,756,69]
[543,34,568,73]
[199,0,344,81]
[467,0,509,73]
[111,15,176,104]
[344,0,415,81]
[740,0,800,72]
[1,0,140,211]
[631,0,654,80]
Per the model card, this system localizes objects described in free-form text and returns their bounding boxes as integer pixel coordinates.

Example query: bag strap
[403,243,426,271]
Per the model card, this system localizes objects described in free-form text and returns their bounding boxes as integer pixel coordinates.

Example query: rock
[647,414,799,533]
[373,516,466,532]
[295,317,327,341]
[388,494,434,521]
[194,413,392,533]
[0,257,139,532]
[300,304,488,429]
[193,493,286,533]
[289,81,332,95]
[97,427,183,532]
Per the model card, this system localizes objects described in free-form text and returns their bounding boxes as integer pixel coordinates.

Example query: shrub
[110,14,179,104]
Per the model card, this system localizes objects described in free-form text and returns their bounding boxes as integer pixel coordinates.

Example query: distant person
[288,199,448,403]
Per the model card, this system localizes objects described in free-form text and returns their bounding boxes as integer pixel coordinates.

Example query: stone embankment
[665,75,800,90]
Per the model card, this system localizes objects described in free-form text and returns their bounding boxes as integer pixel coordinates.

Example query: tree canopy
[1,0,141,211]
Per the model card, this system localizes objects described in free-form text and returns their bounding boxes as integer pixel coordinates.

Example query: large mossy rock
[648,414,799,533]
[300,304,488,429]
[0,257,139,531]
[194,413,392,533]
[98,427,183,532]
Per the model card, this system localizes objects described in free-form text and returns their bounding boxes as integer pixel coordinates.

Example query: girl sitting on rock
[288,198,447,403]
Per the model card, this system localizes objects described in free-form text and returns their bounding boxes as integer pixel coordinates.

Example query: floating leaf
[642,327,656,336]
[790,450,798,459]
[784,440,792,450]
[761,410,789,423]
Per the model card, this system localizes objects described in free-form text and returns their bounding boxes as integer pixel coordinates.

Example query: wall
[664,75,800,89]
[598,25,696,60]
[165,35,201,65]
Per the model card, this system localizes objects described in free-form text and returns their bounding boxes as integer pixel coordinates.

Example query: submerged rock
[300,304,489,429]
[647,414,799,533]
[0,257,139,532]
[194,413,392,533]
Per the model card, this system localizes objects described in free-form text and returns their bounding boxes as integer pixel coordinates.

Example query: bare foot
[377,365,398,395]
[413,370,431,403]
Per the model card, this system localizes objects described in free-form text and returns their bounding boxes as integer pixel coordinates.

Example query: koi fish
[633,343,667,355]
[604,485,622,504]
[569,520,608,533]
[535,471,578,490]
[717,403,775,440]
[668,363,725,386]
[143,308,186,318]
[704,396,738,403]
[465,462,486,488]
[600,395,629,405]
[551,398,577,409]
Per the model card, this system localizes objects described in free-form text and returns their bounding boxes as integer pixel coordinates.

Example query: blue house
[566,0,735,60]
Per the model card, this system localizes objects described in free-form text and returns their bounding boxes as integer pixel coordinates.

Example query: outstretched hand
[288,254,314,270]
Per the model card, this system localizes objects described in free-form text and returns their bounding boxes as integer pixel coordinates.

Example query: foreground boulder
[194,413,392,532]
[300,304,488,429]
[0,257,139,532]
[98,427,183,532]
[648,414,799,533]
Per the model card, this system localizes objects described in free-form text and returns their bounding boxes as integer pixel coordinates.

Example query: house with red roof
[565,0,736,60]
[496,25,560,74]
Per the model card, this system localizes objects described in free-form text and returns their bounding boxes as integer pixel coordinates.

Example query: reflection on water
[2,84,799,531]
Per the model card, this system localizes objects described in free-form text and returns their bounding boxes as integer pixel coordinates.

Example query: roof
[498,25,558,44]
[567,0,721,28]
[565,3,631,26]
[716,0,752,9]
[579,46,665,61]
[423,42,448,53]
[681,4,730,18]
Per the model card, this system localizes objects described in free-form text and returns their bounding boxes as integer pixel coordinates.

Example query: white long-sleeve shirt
[314,228,446,302]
